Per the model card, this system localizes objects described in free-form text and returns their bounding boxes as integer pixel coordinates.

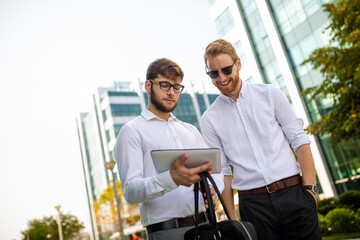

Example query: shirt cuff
[157,170,178,192]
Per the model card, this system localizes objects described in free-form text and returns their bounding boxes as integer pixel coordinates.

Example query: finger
[191,161,213,174]
[173,154,188,167]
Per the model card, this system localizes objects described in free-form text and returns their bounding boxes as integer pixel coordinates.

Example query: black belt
[146,212,207,234]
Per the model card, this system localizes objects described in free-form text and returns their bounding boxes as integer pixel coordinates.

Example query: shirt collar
[141,109,177,121]
[219,81,247,103]
[240,81,247,98]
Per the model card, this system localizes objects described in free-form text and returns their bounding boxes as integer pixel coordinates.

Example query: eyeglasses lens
[159,82,183,93]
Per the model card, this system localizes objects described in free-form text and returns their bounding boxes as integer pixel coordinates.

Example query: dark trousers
[238,184,321,240]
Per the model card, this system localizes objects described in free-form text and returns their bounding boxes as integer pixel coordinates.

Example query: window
[208,0,217,6]
[215,8,235,37]
[234,40,246,63]
[103,104,142,121]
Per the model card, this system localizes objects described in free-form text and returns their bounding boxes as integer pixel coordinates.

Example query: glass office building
[207,0,359,197]
[77,80,219,240]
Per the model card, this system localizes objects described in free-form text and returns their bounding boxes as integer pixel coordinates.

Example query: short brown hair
[204,39,239,67]
[146,58,184,81]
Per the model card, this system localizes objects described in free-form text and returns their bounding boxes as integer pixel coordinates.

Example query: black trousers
[238,184,321,240]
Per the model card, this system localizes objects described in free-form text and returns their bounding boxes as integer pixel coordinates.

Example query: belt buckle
[266,185,276,193]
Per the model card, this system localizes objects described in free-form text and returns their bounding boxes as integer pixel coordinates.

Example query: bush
[317,197,338,215]
[326,208,357,233]
[338,190,360,210]
[355,209,360,232]
[318,213,331,236]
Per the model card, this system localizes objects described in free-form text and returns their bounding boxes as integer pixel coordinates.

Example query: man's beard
[150,86,178,113]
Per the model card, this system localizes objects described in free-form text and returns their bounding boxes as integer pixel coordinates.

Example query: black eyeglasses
[206,59,237,79]
[149,80,185,93]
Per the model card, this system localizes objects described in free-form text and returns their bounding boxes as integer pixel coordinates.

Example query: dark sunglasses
[149,80,185,93]
[206,59,237,79]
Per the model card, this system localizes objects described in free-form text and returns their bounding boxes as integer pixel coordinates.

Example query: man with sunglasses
[114,58,224,240]
[200,39,321,240]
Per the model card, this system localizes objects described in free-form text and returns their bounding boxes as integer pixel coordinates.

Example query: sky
[0,0,219,239]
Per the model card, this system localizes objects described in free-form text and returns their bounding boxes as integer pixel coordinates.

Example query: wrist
[303,185,319,195]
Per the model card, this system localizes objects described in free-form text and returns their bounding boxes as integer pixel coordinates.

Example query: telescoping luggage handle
[194,171,253,239]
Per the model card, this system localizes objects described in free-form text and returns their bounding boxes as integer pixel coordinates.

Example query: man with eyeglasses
[114,58,224,240]
[200,39,321,240]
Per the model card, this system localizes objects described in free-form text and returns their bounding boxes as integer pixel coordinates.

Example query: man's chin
[164,106,177,113]
[155,102,178,113]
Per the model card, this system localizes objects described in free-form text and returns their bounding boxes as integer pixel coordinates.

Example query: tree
[21,212,85,240]
[93,180,140,237]
[301,0,360,143]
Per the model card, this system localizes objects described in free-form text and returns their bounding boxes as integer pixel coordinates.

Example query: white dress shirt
[114,109,224,227]
[200,82,310,191]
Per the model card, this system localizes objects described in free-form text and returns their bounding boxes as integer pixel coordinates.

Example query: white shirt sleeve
[114,125,178,204]
[273,87,310,151]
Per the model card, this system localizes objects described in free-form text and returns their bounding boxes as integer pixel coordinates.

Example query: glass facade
[81,112,108,199]
[215,7,235,37]
[103,104,141,121]
[208,0,217,6]
[173,94,199,128]
[237,0,291,98]
[268,0,360,193]
[234,40,247,64]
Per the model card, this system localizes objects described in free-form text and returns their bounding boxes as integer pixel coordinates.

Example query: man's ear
[236,58,242,72]
[145,80,151,93]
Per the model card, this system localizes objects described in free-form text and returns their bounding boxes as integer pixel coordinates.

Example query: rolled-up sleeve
[273,87,310,151]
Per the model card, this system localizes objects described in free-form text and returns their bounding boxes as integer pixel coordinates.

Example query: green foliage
[326,208,357,233]
[301,0,360,143]
[355,209,360,232]
[322,232,360,240]
[317,197,338,215]
[318,213,331,236]
[21,212,85,240]
[338,190,360,210]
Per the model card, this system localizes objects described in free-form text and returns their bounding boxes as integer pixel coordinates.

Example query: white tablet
[151,148,221,174]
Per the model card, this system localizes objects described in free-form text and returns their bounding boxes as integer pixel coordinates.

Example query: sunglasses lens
[209,70,219,79]
[222,66,233,75]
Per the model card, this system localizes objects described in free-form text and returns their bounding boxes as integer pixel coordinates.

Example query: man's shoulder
[246,83,279,97]
[125,115,143,127]
[202,96,222,116]
[119,115,144,135]
[247,82,275,91]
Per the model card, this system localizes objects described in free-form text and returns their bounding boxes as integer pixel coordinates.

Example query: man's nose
[217,71,227,82]
[167,86,175,95]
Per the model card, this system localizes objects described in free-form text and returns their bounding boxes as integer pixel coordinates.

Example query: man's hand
[306,189,318,204]
[170,154,213,187]
[203,185,218,210]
